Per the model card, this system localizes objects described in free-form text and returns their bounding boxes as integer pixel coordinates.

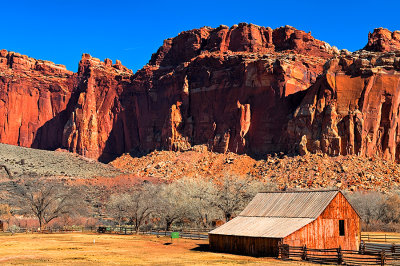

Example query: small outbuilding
[209,190,360,257]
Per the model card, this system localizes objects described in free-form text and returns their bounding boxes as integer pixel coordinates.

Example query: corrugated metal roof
[209,216,314,238]
[209,190,341,238]
[239,190,339,218]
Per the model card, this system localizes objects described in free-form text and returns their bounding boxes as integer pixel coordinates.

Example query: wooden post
[278,242,281,258]
[380,249,386,266]
[391,243,396,255]
[337,246,343,265]
[280,244,289,259]
[359,241,365,255]
[301,245,307,261]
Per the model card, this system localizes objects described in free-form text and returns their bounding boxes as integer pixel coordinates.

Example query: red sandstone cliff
[0,49,76,149]
[1,24,400,162]
[364,28,400,52]
[287,49,400,161]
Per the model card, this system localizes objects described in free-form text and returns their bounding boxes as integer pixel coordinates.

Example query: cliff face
[1,24,400,162]
[0,49,76,150]
[62,54,133,160]
[288,50,400,161]
[128,24,335,157]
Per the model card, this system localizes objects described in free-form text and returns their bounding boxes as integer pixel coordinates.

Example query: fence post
[278,242,281,258]
[359,241,365,255]
[385,234,387,243]
[380,249,386,266]
[391,243,396,255]
[280,244,289,259]
[337,246,343,265]
[301,245,307,260]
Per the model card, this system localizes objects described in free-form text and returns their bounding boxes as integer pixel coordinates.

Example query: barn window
[339,220,345,236]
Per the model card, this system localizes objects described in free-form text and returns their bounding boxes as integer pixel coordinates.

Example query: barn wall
[209,234,280,257]
[284,193,360,250]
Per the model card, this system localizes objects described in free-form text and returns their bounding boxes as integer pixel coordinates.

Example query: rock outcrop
[1,24,400,163]
[62,54,133,160]
[364,28,400,52]
[288,49,400,161]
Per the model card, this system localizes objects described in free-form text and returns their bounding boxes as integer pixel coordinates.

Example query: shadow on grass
[191,244,210,252]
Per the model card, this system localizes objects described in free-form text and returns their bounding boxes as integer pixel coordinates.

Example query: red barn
[209,190,360,256]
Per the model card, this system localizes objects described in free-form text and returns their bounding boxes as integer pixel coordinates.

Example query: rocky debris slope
[1,24,400,163]
[111,147,400,192]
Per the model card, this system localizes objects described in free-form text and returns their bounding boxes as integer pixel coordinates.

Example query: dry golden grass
[0,233,309,265]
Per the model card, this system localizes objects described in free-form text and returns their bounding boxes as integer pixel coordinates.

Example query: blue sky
[2,0,399,72]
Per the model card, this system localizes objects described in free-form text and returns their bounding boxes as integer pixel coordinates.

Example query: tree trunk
[225,212,231,222]
[165,220,173,231]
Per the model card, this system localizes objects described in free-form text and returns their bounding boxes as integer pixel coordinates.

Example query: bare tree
[208,174,265,222]
[10,176,81,230]
[126,182,158,233]
[0,204,12,230]
[381,193,400,224]
[156,182,191,231]
[178,178,220,228]
[346,191,385,230]
[106,193,131,226]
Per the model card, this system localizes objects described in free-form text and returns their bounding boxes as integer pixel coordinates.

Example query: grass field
[0,233,309,265]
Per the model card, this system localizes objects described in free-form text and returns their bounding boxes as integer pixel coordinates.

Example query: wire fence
[2,226,211,240]
[97,226,210,240]
[2,226,96,234]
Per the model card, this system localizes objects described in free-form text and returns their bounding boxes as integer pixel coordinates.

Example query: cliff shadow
[32,110,73,151]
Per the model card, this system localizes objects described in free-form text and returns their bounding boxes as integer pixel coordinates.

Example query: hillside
[111,147,400,192]
[0,143,123,179]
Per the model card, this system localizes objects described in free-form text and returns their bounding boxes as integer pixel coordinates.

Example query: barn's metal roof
[209,190,341,238]
[239,190,339,218]
[209,216,314,238]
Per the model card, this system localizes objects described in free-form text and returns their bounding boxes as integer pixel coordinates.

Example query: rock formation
[0,49,76,150]
[364,28,400,52]
[288,49,400,161]
[1,24,400,163]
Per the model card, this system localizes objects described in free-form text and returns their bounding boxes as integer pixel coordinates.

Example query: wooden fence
[279,242,400,265]
[362,233,400,244]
